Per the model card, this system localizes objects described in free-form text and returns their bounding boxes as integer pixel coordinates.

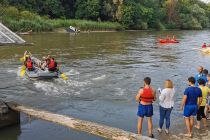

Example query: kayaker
[24,56,34,71]
[48,57,57,71]
[172,35,177,41]
[202,43,207,48]
[136,77,156,138]
[166,36,170,41]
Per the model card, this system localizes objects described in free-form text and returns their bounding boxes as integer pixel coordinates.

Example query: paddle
[60,72,68,80]
[57,68,68,80]
[20,65,26,77]
[20,56,25,62]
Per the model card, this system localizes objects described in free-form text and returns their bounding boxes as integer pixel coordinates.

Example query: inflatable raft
[158,39,179,43]
[201,48,210,54]
[25,57,59,80]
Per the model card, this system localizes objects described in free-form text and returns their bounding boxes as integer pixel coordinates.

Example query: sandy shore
[154,117,210,140]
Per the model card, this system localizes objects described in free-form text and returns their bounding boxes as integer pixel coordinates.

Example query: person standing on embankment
[157,79,175,134]
[180,77,202,138]
[135,77,156,138]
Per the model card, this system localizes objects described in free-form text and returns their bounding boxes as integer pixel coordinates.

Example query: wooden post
[6,102,154,140]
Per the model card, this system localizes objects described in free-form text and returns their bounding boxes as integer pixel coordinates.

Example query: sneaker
[165,129,169,134]
[157,128,162,133]
[149,134,154,138]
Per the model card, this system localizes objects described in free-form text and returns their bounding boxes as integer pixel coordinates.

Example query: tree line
[1,0,210,30]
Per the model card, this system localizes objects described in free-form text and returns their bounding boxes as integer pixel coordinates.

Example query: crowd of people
[23,51,58,72]
[136,66,210,138]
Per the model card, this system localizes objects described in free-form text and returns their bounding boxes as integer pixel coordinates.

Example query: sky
[201,0,210,3]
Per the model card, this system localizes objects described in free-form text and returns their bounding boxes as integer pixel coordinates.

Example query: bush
[20,10,37,20]
[165,22,177,29]
[4,6,19,19]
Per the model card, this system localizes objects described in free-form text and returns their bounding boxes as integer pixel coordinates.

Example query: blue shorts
[184,105,198,117]
[137,104,153,118]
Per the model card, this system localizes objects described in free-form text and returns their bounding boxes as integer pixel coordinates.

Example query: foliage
[1,0,210,30]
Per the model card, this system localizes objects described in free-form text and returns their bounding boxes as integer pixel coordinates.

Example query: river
[0,30,210,140]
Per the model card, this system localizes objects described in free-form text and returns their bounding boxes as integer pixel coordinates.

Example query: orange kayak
[158,39,179,43]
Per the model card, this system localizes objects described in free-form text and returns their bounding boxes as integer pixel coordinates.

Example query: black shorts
[197,106,206,121]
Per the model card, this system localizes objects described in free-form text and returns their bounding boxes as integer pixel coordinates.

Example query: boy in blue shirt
[181,77,202,138]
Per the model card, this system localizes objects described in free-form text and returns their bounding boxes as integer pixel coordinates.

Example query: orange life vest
[48,58,56,69]
[26,59,33,69]
[140,87,154,102]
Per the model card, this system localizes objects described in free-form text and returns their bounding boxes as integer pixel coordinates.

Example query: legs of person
[189,116,194,135]
[196,107,202,129]
[159,106,165,129]
[184,117,192,137]
[165,108,172,130]
[200,106,207,127]
[137,117,144,135]
[148,117,153,136]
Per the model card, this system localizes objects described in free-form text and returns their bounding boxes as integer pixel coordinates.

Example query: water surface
[0,31,210,140]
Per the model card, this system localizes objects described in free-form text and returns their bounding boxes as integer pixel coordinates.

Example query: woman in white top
[157,79,175,134]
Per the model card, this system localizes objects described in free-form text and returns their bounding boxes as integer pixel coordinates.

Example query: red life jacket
[26,59,33,69]
[48,59,56,69]
[140,87,154,102]
[202,44,207,48]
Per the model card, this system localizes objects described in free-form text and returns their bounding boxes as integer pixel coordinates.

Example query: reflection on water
[0,30,210,139]
[0,124,21,140]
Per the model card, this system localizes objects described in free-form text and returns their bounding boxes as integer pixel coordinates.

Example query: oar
[20,65,26,77]
[60,72,68,80]
[57,64,68,80]
[20,56,25,62]
[58,70,68,80]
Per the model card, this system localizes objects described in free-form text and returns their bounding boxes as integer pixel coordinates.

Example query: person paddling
[47,56,57,71]
[24,56,34,71]
[136,77,156,138]
[202,43,207,48]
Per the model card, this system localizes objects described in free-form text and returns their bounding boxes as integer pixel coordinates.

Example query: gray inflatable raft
[25,57,59,79]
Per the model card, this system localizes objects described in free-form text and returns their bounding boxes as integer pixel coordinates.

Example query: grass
[49,19,124,31]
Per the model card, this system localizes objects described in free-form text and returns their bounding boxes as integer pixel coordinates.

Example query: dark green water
[0,31,210,140]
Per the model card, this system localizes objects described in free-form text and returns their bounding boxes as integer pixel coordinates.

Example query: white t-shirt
[159,88,175,108]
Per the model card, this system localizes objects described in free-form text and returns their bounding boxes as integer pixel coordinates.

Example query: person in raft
[195,66,205,86]
[157,79,175,134]
[202,43,207,48]
[180,77,202,138]
[194,79,209,129]
[136,77,156,138]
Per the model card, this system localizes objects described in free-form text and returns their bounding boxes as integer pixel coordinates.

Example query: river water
[0,31,210,140]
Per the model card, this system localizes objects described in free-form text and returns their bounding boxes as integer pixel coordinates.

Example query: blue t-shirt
[184,86,202,105]
[195,73,207,86]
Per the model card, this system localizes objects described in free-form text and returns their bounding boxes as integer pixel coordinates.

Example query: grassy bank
[49,19,123,31]
[1,6,123,32]
[3,18,124,32]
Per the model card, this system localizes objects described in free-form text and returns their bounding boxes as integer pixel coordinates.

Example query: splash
[92,75,106,81]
